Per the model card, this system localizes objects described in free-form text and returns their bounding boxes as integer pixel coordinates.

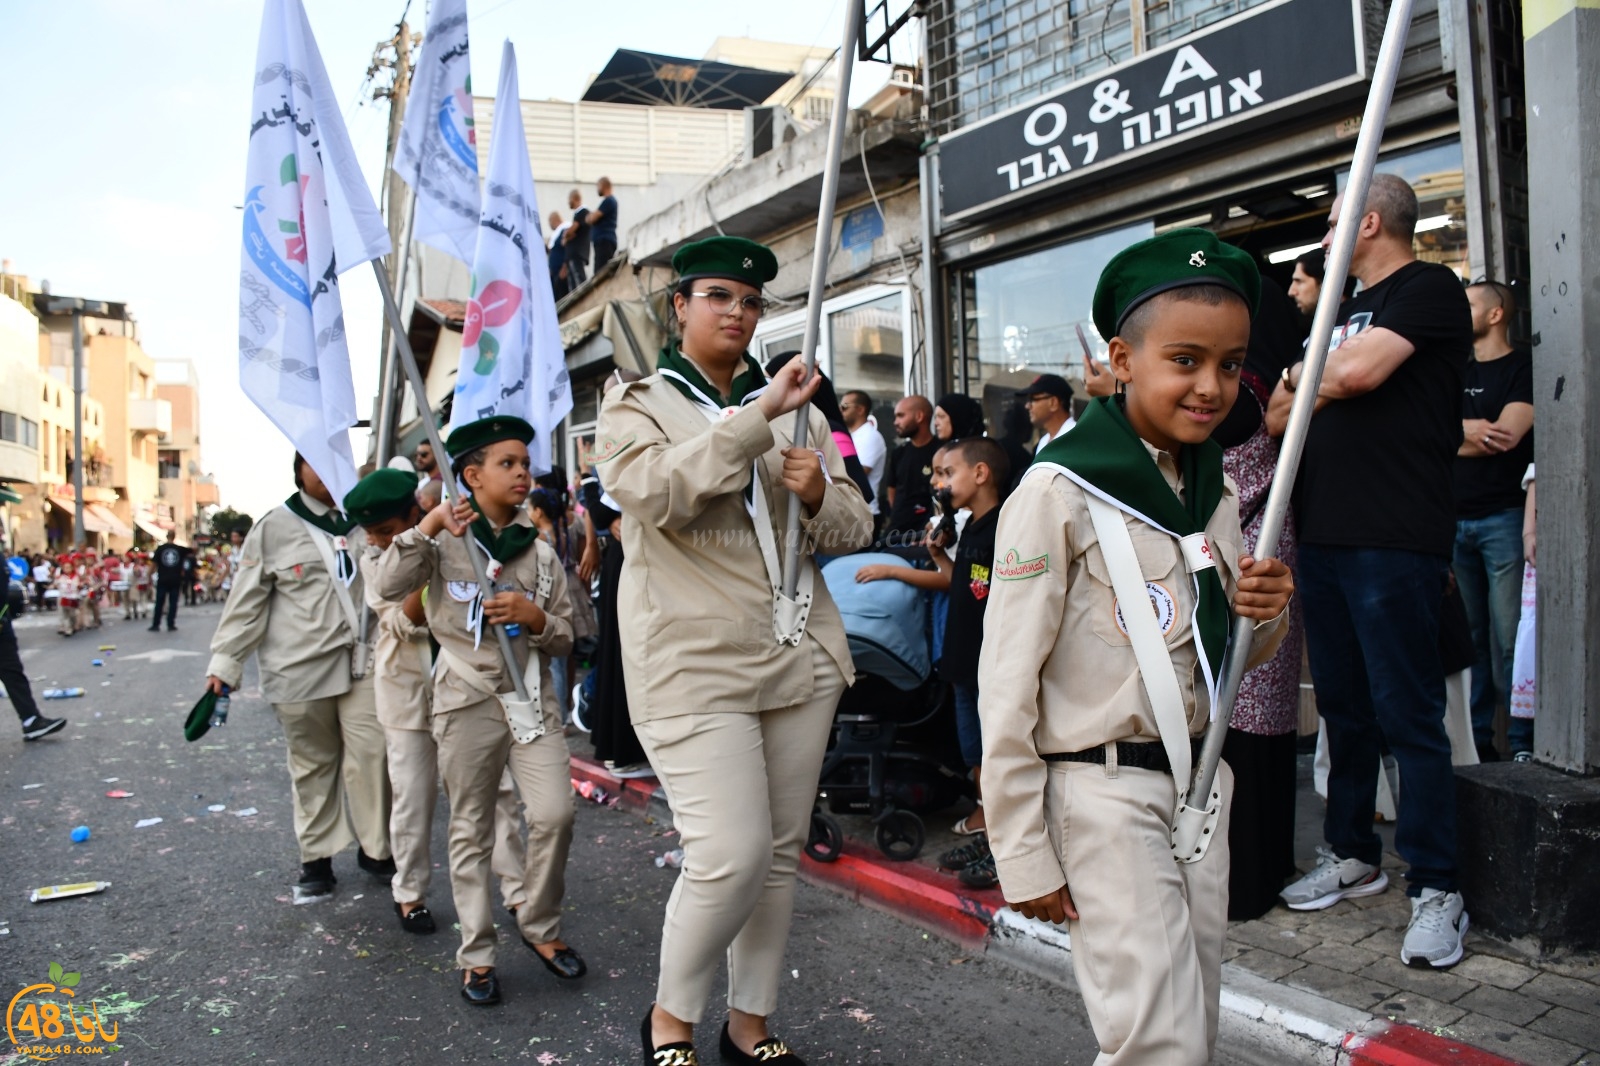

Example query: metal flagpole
[374,189,419,467]
[780,0,866,600]
[370,260,532,704]
[1185,0,1416,823]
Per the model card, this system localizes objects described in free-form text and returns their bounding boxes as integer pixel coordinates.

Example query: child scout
[373,416,581,1008]
[978,229,1295,1066]
[344,469,532,938]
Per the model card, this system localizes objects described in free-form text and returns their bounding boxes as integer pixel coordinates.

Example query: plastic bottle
[211,684,231,727]
[495,583,521,638]
[42,687,85,699]
[655,848,685,869]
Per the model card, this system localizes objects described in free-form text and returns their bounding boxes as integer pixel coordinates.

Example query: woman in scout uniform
[595,236,873,1065]
[977,230,1295,1066]
[205,454,393,904]
[373,416,581,1007]
[345,469,532,937]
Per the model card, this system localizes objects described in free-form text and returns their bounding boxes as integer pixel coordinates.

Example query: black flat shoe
[357,849,397,880]
[719,1022,804,1064]
[293,858,335,906]
[642,1005,698,1066]
[395,902,436,934]
[523,936,586,979]
[460,968,501,1006]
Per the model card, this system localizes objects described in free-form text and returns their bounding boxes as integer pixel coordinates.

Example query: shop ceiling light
[1293,184,1330,198]
[1267,241,1325,264]
[1414,214,1454,233]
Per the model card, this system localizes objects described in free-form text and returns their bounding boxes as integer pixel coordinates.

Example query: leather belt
[1042,738,1204,775]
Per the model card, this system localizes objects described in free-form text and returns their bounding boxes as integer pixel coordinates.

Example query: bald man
[885,395,939,540]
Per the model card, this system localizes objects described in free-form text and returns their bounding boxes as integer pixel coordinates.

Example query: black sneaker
[938,832,990,871]
[957,853,1000,890]
[358,849,397,881]
[293,858,336,905]
[21,715,67,741]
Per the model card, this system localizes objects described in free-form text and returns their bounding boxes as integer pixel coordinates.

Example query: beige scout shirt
[207,494,369,705]
[595,376,874,722]
[373,511,573,722]
[977,446,1287,903]
[359,551,431,731]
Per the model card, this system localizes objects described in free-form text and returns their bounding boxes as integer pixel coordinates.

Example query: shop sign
[938,0,1365,222]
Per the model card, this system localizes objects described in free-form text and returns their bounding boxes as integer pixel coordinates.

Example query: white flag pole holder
[1176,0,1417,859]
[371,261,533,705]
[779,0,866,602]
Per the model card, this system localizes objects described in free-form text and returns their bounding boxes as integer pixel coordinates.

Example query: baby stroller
[804,554,966,863]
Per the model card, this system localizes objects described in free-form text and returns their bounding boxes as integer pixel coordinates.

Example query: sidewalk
[569,744,1599,1066]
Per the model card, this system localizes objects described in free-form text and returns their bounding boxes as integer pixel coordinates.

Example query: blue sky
[0,0,895,518]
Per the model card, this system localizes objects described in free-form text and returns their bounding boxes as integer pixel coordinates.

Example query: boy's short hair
[1119,284,1251,347]
[950,436,1010,487]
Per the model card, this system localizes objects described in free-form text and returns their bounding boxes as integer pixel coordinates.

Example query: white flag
[238,0,390,505]
[452,41,572,472]
[393,0,480,263]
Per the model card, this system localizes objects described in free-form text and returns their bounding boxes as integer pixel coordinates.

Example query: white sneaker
[1279,846,1389,911]
[569,683,590,733]
[1401,888,1468,969]
[606,761,655,780]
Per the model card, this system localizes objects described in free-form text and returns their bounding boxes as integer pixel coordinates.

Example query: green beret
[343,468,420,526]
[1092,228,1261,339]
[672,236,778,289]
[445,415,535,460]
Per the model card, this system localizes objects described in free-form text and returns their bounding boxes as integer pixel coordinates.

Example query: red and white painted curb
[570,754,1528,1066]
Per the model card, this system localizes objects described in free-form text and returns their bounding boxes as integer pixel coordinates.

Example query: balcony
[129,397,172,436]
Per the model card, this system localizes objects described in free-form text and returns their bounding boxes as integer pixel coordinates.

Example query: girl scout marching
[208,229,1294,1065]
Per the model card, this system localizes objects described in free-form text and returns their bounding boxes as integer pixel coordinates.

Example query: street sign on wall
[937,0,1366,222]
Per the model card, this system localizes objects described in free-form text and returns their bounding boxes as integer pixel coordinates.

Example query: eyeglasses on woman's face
[691,288,768,318]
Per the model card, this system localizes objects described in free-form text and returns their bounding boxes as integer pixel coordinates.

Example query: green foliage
[209,508,254,540]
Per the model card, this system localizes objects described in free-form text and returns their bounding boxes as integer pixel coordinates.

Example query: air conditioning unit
[744,105,801,161]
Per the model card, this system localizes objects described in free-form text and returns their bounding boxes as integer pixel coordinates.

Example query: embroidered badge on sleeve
[995,548,1048,581]
[590,434,636,464]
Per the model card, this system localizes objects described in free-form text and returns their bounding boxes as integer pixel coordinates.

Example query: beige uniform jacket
[977,449,1287,903]
[374,512,573,722]
[359,551,432,731]
[207,495,369,705]
[595,376,874,722]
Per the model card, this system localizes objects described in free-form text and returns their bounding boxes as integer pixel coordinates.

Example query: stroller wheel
[805,811,845,864]
[874,809,925,862]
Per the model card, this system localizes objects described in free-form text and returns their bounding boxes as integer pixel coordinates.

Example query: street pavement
[1,603,1101,1065]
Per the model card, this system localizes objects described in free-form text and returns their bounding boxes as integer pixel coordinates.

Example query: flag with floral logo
[451,40,571,472]
[393,0,480,263]
[237,0,390,504]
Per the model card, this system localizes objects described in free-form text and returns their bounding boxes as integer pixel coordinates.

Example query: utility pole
[38,296,108,548]
[371,21,417,467]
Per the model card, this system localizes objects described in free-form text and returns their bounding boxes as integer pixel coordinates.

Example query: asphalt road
[1,603,1101,1065]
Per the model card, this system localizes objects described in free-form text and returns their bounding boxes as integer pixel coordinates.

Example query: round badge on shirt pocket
[446,580,479,603]
[1113,581,1178,637]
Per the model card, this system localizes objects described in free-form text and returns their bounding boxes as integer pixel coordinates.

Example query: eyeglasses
[691,289,768,318]
[1021,394,1056,405]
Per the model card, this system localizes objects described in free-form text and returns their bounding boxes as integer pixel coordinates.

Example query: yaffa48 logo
[6,961,119,1060]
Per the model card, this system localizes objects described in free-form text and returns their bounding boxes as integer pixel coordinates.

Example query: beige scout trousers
[383,727,530,909]
[1047,757,1235,1066]
[431,696,574,969]
[634,639,845,1024]
[273,679,392,864]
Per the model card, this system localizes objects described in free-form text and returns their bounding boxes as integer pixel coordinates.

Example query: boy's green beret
[1093,228,1261,339]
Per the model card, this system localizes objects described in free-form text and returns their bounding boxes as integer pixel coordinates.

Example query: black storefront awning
[581,50,792,110]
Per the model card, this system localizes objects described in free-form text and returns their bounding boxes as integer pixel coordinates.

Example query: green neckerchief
[657,345,766,410]
[283,492,357,536]
[1033,395,1229,693]
[468,498,540,567]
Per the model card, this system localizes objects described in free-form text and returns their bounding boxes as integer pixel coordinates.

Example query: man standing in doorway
[841,390,886,526]
[1271,174,1471,970]
[885,395,939,543]
[1020,372,1076,451]
[585,177,619,271]
[1454,280,1535,760]
[151,530,189,632]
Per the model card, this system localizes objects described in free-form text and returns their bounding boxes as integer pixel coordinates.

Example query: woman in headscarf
[933,392,986,442]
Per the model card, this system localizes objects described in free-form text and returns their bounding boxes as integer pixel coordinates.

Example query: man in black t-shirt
[563,189,592,286]
[584,177,619,271]
[884,395,938,542]
[151,531,190,631]
[1271,175,1470,970]
[1453,280,1534,758]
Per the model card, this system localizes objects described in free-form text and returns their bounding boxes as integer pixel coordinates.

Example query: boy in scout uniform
[206,454,394,904]
[978,230,1295,1066]
[373,417,581,1008]
[344,469,532,936]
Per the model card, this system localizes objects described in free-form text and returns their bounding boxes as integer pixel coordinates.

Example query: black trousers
[593,240,616,271]
[590,536,646,767]
[153,581,181,628]
[1,621,41,724]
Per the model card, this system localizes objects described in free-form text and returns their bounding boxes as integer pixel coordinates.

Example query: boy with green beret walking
[978,230,1295,1065]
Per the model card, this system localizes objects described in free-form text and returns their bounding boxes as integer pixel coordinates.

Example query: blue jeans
[1299,545,1458,894]
[951,681,982,769]
[1453,509,1532,752]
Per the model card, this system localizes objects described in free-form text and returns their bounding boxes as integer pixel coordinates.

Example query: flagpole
[780,0,865,601]
[1178,0,1415,852]
[370,259,533,704]
[374,188,420,466]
